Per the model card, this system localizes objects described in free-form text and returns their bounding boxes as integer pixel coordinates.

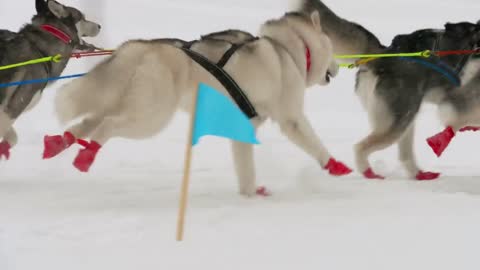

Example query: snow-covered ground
[1,0,480,269]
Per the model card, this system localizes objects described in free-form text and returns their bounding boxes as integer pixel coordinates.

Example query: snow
[1,0,480,269]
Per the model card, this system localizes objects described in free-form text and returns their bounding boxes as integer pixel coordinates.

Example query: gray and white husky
[294,0,480,180]
[0,0,101,160]
[45,11,354,196]
[292,0,386,57]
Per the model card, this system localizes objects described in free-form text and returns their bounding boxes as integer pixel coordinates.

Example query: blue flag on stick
[192,83,260,146]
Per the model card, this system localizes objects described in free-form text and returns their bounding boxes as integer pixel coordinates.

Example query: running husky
[295,0,480,180]
[0,0,101,160]
[293,0,386,57]
[45,11,353,196]
[354,24,480,181]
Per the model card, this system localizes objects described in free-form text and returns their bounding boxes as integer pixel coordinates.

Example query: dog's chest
[460,59,480,86]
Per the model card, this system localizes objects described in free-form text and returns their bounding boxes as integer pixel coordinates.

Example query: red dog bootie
[324,158,353,176]
[416,171,441,181]
[43,132,76,159]
[0,141,11,160]
[460,126,480,132]
[256,186,271,197]
[73,140,102,173]
[363,168,385,180]
[427,126,455,157]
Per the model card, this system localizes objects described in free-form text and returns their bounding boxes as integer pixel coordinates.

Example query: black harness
[180,38,259,119]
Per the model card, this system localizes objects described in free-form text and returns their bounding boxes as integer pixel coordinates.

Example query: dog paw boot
[427,126,455,157]
[73,140,101,172]
[43,132,76,159]
[324,158,353,176]
[416,171,441,181]
[256,186,271,197]
[460,126,480,132]
[0,141,11,160]
[363,168,385,180]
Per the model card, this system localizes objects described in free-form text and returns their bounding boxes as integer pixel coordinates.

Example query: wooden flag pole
[176,88,199,242]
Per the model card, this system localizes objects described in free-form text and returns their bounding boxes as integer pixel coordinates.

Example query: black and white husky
[295,0,480,180]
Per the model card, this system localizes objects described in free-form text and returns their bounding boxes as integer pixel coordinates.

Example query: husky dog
[354,24,480,180]
[0,30,17,42]
[45,11,353,196]
[0,0,101,160]
[426,22,480,159]
[293,0,386,57]
[295,0,480,180]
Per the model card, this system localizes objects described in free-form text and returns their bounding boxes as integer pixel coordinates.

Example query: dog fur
[47,11,353,196]
[0,0,101,160]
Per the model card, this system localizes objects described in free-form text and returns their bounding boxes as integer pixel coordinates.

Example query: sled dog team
[1,0,480,196]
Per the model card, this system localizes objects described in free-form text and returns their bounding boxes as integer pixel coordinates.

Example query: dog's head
[34,0,101,42]
[443,22,480,50]
[301,10,338,86]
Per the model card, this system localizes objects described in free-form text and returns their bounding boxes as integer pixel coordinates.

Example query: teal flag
[192,83,260,146]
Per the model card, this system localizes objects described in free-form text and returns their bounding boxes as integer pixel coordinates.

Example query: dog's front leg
[279,115,352,176]
[0,114,15,160]
[231,141,257,197]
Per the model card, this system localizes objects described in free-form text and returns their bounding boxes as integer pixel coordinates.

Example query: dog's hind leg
[43,116,104,159]
[355,128,404,180]
[399,123,440,180]
[70,116,128,172]
[279,114,352,176]
[72,103,178,173]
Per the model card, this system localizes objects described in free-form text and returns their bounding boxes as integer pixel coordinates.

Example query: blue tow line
[399,57,461,87]
[0,73,86,89]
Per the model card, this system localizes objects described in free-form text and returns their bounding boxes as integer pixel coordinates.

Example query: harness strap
[217,37,259,68]
[180,47,258,119]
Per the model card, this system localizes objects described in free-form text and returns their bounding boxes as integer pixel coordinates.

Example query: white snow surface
[1,0,480,269]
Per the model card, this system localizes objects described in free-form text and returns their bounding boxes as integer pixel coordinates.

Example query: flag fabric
[192,83,260,146]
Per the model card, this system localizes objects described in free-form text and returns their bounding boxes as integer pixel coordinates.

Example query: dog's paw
[416,171,441,181]
[43,132,76,159]
[460,126,480,132]
[427,127,455,157]
[324,158,352,176]
[363,168,385,180]
[0,141,11,160]
[256,186,271,197]
[239,186,271,197]
[73,140,101,173]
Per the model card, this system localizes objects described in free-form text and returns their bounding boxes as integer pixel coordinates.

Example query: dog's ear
[48,0,68,18]
[36,0,48,14]
[310,10,322,30]
[444,23,456,32]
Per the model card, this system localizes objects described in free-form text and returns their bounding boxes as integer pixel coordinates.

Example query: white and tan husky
[45,11,352,196]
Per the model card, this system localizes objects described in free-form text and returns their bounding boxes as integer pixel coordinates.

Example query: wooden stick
[176,88,199,241]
